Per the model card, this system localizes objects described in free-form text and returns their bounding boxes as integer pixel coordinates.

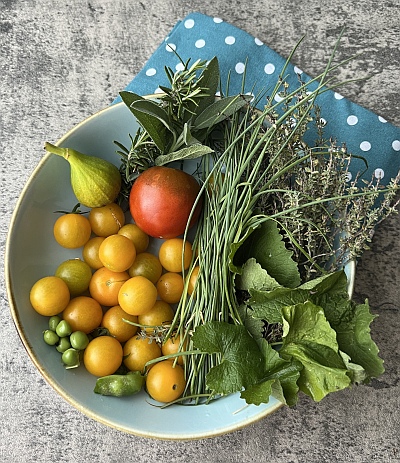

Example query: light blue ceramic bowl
[6,102,299,440]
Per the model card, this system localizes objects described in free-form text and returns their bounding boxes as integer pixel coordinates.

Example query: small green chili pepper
[94,371,145,397]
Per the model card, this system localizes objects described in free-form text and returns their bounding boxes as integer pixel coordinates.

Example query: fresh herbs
[115,57,250,203]
[117,40,399,407]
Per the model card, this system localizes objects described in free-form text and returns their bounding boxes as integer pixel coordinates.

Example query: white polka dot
[346,172,352,182]
[319,118,327,126]
[294,66,303,75]
[195,39,206,48]
[166,43,176,52]
[392,140,400,151]
[264,63,275,75]
[378,116,387,123]
[184,19,195,28]
[360,141,371,151]
[213,17,223,23]
[374,168,384,179]
[347,115,358,126]
[154,87,164,94]
[235,62,246,74]
[145,68,157,76]
[255,37,263,46]
[175,62,185,72]
[334,92,344,100]
[225,36,235,45]
[274,93,284,103]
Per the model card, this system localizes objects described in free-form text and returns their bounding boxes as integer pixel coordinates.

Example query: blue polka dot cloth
[114,12,400,184]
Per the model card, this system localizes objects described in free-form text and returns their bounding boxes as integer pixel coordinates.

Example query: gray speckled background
[1,1,400,462]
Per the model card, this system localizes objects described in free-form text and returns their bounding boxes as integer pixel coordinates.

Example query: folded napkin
[114,12,400,183]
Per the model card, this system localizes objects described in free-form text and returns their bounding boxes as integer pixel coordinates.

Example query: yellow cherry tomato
[98,234,136,272]
[146,360,186,403]
[62,296,103,334]
[118,223,149,254]
[158,238,193,273]
[83,336,123,377]
[53,213,91,249]
[123,336,161,372]
[88,202,125,237]
[101,305,138,343]
[156,272,184,304]
[29,276,70,316]
[118,276,158,316]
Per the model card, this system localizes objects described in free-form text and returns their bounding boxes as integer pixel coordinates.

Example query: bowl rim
[5,101,288,440]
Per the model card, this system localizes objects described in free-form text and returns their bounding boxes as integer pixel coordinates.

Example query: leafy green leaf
[193,56,220,117]
[234,220,301,288]
[249,286,308,323]
[241,341,301,406]
[130,99,173,130]
[119,91,170,153]
[154,144,214,166]
[191,321,264,395]
[280,301,351,402]
[236,304,265,343]
[235,258,281,292]
[299,269,348,295]
[323,300,384,379]
[194,94,252,130]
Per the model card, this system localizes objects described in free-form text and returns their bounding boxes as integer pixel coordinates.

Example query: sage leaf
[194,94,252,130]
[119,91,170,153]
[193,56,220,116]
[155,144,214,166]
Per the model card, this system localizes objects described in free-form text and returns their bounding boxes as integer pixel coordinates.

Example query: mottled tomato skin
[129,166,202,239]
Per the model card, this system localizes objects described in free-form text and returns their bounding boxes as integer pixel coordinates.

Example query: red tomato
[129,166,202,239]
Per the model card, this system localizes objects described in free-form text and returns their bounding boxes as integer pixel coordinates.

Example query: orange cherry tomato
[146,360,186,403]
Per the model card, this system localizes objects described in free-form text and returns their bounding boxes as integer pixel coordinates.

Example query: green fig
[45,142,121,207]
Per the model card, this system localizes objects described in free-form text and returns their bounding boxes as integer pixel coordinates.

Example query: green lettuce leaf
[241,341,301,406]
[280,301,351,402]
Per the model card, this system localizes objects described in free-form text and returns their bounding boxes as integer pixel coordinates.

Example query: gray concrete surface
[1,1,400,462]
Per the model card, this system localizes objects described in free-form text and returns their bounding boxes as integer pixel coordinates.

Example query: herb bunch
[118,38,399,407]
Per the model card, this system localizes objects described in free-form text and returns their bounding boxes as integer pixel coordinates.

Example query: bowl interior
[6,102,285,440]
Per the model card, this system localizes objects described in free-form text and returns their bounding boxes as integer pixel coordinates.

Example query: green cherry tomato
[70,331,90,350]
[56,337,71,353]
[48,315,62,332]
[56,320,72,338]
[62,348,80,368]
[43,330,60,346]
